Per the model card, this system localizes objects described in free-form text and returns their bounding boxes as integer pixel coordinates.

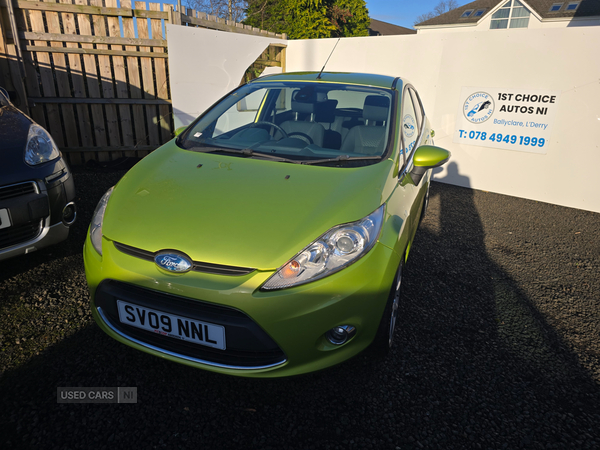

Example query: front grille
[113,242,256,276]
[0,181,45,250]
[0,181,38,201]
[95,280,286,369]
[0,220,43,249]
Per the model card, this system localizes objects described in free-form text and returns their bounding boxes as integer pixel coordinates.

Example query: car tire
[370,258,404,357]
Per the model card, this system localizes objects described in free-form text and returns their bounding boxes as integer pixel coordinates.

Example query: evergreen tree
[245,0,369,39]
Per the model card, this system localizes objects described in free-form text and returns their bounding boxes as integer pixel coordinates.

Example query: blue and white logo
[155,252,192,273]
[403,114,416,138]
[464,92,494,124]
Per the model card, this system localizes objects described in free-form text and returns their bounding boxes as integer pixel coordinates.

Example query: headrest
[363,95,390,122]
[315,100,338,123]
[292,87,317,114]
[291,99,316,114]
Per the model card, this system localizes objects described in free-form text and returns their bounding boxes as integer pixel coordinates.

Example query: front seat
[340,95,390,155]
[280,99,325,147]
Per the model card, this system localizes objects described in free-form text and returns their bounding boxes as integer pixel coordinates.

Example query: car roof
[251,72,401,90]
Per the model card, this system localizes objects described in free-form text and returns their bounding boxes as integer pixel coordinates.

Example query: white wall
[166,25,283,129]
[285,28,600,213]
[168,26,600,213]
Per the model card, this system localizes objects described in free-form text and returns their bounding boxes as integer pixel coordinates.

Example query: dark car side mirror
[400,145,451,186]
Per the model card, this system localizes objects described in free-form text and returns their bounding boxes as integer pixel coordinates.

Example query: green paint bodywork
[101,143,394,269]
[84,72,449,377]
[413,145,451,168]
[174,126,187,136]
[253,72,400,90]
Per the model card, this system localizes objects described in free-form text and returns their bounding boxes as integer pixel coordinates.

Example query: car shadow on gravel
[0,179,599,450]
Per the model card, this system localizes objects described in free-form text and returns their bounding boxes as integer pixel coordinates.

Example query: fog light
[326,325,356,345]
[62,202,77,226]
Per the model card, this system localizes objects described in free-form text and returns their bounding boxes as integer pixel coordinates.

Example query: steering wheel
[249,122,288,139]
[287,132,314,145]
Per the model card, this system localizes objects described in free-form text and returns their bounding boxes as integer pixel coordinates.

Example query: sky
[157,0,471,31]
[366,0,470,29]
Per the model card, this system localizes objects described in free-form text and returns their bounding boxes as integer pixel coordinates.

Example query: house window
[566,2,580,11]
[474,9,486,17]
[490,0,531,29]
[549,3,563,12]
[461,9,474,18]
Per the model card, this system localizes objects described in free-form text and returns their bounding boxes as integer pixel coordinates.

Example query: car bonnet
[102,143,392,270]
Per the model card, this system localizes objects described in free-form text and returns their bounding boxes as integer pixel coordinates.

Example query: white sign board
[453,87,560,154]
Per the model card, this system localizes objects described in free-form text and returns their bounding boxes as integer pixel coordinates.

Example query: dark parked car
[0,87,76,261]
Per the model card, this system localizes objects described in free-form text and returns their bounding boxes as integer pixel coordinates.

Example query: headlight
[89,187,114,255]
[24,124,60,165]
[262,205,385,290]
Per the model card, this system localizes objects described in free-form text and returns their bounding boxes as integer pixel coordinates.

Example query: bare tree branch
[415,0,459,25]
[183,0,247,22]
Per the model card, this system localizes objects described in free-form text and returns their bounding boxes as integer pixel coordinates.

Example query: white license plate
[117,300,226,350]
[0,209,11,230]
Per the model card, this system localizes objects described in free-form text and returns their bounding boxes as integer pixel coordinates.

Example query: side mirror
[174,126,187,137]
[401,145,451,186]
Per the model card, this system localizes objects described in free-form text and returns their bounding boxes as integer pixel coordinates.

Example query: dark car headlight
[24,124,60,165]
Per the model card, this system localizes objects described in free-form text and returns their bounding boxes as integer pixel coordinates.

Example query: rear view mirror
[401,145,451,186]
[174,126,187,137]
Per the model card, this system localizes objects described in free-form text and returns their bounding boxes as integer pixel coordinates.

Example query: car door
[400,85,426,237]
[384,85,423,257]
[404,87,431,231]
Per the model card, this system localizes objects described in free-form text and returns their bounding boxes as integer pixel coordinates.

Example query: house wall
[416,2,600,34]
[416,15,600,32]
[168,26,600,213]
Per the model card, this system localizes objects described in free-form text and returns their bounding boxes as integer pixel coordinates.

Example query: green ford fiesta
[84,72,450,377]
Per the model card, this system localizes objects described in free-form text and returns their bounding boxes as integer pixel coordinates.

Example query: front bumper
[84,236,401,377]
[0,169,76,261]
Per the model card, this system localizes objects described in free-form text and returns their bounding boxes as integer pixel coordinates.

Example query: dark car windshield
[177,81,394,166]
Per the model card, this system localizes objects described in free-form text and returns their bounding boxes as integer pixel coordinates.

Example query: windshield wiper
[192,146,300,164]
[301,155,382,165]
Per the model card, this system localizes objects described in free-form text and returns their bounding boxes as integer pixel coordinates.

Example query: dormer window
[566,2,580,11]
[490,0,531,29]
[461,9,474,18]
[549,3,563,12]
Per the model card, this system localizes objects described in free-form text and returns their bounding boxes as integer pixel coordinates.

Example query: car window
[178,81,393,166]
[327,90,373,109]
[401,88,420,158]
[214,90,265,137]
[408,88,424,130]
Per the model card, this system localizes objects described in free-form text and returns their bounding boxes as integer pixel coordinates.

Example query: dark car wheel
[370,258,404,357]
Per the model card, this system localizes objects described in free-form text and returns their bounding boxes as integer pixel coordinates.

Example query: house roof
[415,0,600,27]
[368,19,417,36]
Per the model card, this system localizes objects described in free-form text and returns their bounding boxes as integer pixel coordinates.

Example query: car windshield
[177,81,394,166]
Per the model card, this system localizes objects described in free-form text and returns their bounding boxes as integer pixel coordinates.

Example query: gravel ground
[1,165,599,450]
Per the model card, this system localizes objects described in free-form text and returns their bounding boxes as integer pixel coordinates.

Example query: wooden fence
[0,0,285,165]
